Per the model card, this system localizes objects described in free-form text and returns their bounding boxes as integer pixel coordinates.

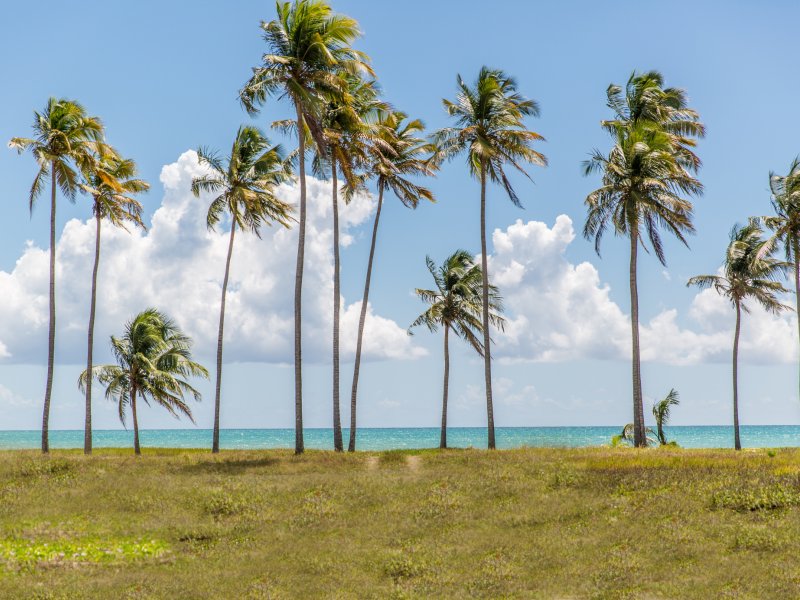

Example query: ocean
[1,426,800,450]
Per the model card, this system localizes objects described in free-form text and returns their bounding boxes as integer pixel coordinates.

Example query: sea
[1,426,800,450]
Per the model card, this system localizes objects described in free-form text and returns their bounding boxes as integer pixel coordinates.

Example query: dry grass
[2,446,800,598]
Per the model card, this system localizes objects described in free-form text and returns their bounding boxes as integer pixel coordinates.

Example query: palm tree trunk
[212,220,236,454]
[84,211,102,455]
[480,161,496,450]
[629,229,646,448]
[42,163,57,454]
[794,238,800,404]
[348,186,384,452]
[440,324,450,450]
[332,159,343,452]
[131,386,141,456]
[733,300,742,451]
[294,103,306,455]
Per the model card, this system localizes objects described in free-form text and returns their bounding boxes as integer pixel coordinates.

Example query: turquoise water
[1,426,800,450]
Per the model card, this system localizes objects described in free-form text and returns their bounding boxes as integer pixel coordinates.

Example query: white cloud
[488,216,798,366]
[0,150,424,365]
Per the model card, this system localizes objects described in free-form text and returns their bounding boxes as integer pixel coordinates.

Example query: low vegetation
[2,448,800,598]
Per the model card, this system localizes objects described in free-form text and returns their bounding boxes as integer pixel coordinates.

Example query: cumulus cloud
[488,216,798,366]
[0,150,424,365]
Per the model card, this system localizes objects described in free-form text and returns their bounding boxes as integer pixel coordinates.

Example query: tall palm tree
[347,111,436,452]
[584,124,702,448]
[191,126,293,454]
[688,222,789,450]
[79,309,208,455]
[9,98,103,453]
[764,157,800,400]
[433,67,546,450]
[79,148,149,455]
[586,71,704,448]
[409,250,504,449]
[239,0,370,454]
[652,388,679,446]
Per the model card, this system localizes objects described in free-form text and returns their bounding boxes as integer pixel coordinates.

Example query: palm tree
[79,148,149,455]
[688,222,790,450]
[347,111,436,452]
[584,124,702,448]
[79,309,208,455]
[652,389,679,446]
[433,67,546,450]
[191,126,293,454]
[9,98,103,453]
[585,71,704,448]
[409,250,504,449]
[239,0,371,454]
[764,157,800,400]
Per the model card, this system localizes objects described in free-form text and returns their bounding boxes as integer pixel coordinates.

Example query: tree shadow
[180,457,280,474]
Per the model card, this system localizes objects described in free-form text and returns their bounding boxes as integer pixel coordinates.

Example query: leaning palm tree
[79,309,208,455]
[192,126,293,454]
[433,67,546,450]
[239,0,371,454]
[652,388,679,446]
[79,148,149,455]
[584,124,702,448]
[347,111,437,452]
[9,98,103,453]
[688,222,790,450]
[409,250,504,449]
[764,157,800,400]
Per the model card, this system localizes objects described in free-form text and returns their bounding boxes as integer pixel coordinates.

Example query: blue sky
[2,0,800,432]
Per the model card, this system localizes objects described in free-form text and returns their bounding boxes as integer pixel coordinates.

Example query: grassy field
[2,447,800,598]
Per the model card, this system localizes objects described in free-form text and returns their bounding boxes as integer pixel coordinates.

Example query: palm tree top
[432,66,546,207]
[687,220,791,314]
[80,147,149,230]
[192,125,294,235]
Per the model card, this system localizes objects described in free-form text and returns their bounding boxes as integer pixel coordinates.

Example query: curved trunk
[332,160,343,452]
[294,103,306,455]
[42,163,57,454]
[131,385,141,456]
[629,229,646,447]
[212,220,236,454]
[84,211,102,455]
[440,324,450,450]
[348,186,384,452]
[480,161,496,450]
[733,300,742,451]
[657,421,666,446]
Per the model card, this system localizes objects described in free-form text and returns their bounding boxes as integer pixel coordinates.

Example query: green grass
[2,447,800,598]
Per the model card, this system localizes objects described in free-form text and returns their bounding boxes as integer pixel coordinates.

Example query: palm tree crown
[652,388,679,446]
[82,149,148,226]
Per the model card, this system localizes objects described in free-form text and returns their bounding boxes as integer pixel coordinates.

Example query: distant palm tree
[80,309,208,455]
[584,125,702,448]
[240,0,371,454]
[652,389,679,446]
[434,67,546,449]
[764,157,800,400]
[409,250,504,449]
[688,222,790,450]
[586,71,704,448]
[9,98,103,453]
[192,126,293,454]
[79,148,149,455]
[347,111,436,452]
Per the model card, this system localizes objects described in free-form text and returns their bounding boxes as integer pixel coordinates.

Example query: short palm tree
[584,124,702,448]
[347,111,436,452]
[433,67,546,450]
[764,157,800,400]
[80,309,208,455]
[80,148,149,455]
[9,98,103,453]
[409,250,504,449]
[688,222,790,450]
[192,126,293,454]
[652,389,679,446]
[240,0,370,454]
